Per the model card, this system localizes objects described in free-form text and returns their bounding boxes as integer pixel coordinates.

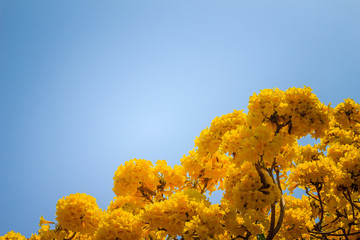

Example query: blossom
[55,193,102,235]
[39,215,54,226]
[0,231,26,240]
[95,209,143,240]
[113,158,159,197]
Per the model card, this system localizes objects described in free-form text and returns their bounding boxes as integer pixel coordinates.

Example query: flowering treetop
[2,86,360,240]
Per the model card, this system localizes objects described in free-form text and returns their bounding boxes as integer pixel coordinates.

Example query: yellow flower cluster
[288,156,335,192]
[154,160,186,195]
[293,144,323,164]
[335,146,360,190]
[183,204,224,239]
[181,149,232,192]
[333,98,360,130]
[224,162,281,212]
[55,193,102,235]
[274,195,312,240]
[30,224,70,240]
[181,110,246,193]
[274,143,297,170]
[26,215,95,240]
[221,198,270,237]
[94,209,143,240]
[141,188,214,237]
[220,199,248,237]
[107,195,146,214]
[5,87,360,240]
[321,119,359,147]
[221,123,295,168]
[247,87,330,138]
[195,110,247,157]
[112,158,186,201]
[113,158,159,197]
[0,231,26,240]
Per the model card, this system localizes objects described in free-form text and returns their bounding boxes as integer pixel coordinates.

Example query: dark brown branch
[273,196,285,237]
[305,187,320,202]
[138,184,154,204]
[255,163,270,192]
[200,178,210,194]
[314,184,324,230]
[308,227,342,235]
[342,228,350,240]
[266,204,276,240]
[310,229,360,237]
[64,232,77,240]
[321,214,341,229]
[273,169,285,236]
[343,189,360,211]
[346,189,356,219]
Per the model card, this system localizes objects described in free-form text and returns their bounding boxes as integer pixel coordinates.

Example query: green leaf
[257,234,266,240]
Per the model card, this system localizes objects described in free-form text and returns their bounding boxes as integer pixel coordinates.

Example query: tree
[2,86,360,240]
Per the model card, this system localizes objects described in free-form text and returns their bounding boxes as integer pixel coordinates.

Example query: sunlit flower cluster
[195,110,247,156]
[94,209,143,240]
[113,158,159,197]
[154,160,186,195]
[140,188,217,237]
[0,231,26,240]
[333,98,360,129]
[181,110,247,193]
[274,195,313,240]
[225,162,281,212]
[247,87,330,138]
[55,193,102,235]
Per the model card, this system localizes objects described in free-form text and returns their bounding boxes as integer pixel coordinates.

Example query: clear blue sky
[1,0,360,237]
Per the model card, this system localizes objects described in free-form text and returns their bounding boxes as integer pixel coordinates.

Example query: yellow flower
[39,215,54,226]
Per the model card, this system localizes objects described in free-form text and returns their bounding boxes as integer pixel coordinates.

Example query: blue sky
[1,0,360,237]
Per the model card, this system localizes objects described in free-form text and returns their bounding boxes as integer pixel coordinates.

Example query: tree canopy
[2,86,360,240]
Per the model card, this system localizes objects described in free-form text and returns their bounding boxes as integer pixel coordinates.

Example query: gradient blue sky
[1,1,360,237]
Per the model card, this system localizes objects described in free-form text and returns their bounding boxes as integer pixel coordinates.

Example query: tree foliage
[2,87,360,240]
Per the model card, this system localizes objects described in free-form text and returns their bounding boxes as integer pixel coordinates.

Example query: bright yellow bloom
[333,98,360,130]
[113,158,158,197]
[28,233,41,240]
[154,160,186,195]
[248,86,330,139]
[95,209,143,240]
[107,195,146,214]
[0,231,26,240]
[275,195,312,240]
[141,188,219,237]
[39,215,54,226]
[183,204,224,239]
[225,162,281,212]
[55,193,102,235]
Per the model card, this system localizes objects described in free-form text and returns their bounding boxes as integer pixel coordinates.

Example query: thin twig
[314,184,324,230]
[305,187,320,202]
[266,204,276,240]
[273,169,285,236]
[64,232,77,240]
